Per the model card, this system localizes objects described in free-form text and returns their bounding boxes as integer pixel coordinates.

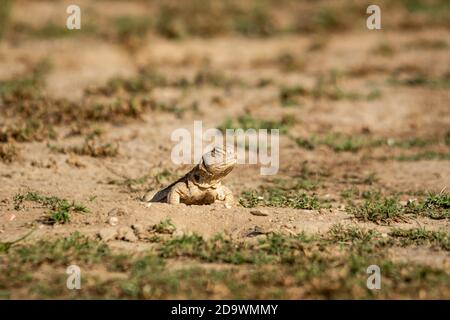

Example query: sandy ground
[0,0,449,291]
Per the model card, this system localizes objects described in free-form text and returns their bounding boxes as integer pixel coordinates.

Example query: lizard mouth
[203,158,235,174]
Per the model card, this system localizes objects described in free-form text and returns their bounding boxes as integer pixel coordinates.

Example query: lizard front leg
[167,182,188,204]
[215,185,234,206]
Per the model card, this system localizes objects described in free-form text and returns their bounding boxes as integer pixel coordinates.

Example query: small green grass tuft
[390,73,450,90]
[0,59,51,99]
[218,114,296,134]
[372,42,395,57]
[240,177,328,210]
[340,187,360,199]
[279,86,307,107]
[406,191,450,219]
[389,228,449,250]
[396,151,450,161]
[151,219,176,234]
[347,195,407,224]
[294,133,380,153]
[0,119,57,143]
[320,133,368,152]
[0,143,18,163]
[240,188,325,210]
[49,138,119,158]
[347,191,450,223]
[326,224,380,243]
[113,16,152,49]
[294,133,445,153]
[405,38,448,50]
[0,0,12,39]
[294,137,315,150]
[13,191,89,224]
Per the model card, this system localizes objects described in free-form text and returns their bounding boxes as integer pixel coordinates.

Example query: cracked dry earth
[0,0,449,299]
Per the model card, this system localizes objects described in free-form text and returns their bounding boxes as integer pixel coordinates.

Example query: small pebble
[108,217,119,226]
[250,209,269,216]
[387,138,395,146]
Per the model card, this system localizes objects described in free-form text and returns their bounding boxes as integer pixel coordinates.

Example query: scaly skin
[144,146,236,206]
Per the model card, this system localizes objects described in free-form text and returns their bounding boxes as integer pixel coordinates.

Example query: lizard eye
[194,173,200,181]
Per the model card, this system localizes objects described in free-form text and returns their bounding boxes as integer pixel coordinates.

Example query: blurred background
[0,0,449,98]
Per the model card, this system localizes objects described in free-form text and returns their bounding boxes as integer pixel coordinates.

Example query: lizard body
[144,146,236,205]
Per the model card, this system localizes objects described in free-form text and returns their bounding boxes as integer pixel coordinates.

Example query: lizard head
[202,145,236,173]
[192,145,236,186]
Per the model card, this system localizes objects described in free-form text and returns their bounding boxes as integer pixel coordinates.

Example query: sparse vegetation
[0,0,12,39]
[347,191,450,223]
[108,168,179,195]
[341,172,379,185]
[219,114,296,134]
[294,133,448,154]
[0,61,195,130]
[0,59,51,100]
[0,120,57,143]
[341,187,360,199]
[405,38,448,50]
[240,189,324,210]
[1,230,449,299]
[278,76,382,105]
[113,16,152,49]
[13,191,89,224]
[326,224,449,251]
[389,73,450,89]
[294,133,380,153]
[239,178,329,210]
[396,151,450,161]
[405,192,450,219]
[4,0,448,44]
[151,219,177,235]
[326,224,380,243]
[85,68,244,96]
[49,138,119,158]
[389,228,449,250]
[372,42,396,57]
[347,195,407,224]
[0,143,18,163]
[279,85,307,107]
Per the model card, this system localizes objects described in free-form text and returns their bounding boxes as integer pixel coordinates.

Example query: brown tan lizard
[144,146,236,205]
